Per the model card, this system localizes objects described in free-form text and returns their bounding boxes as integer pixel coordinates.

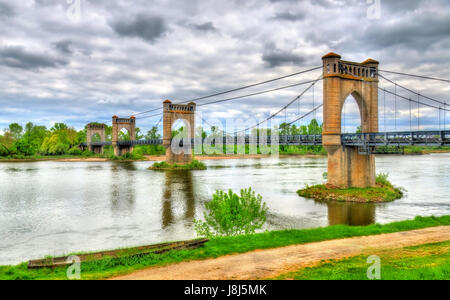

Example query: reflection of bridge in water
[161,170,196,229]
[326,202,376,226]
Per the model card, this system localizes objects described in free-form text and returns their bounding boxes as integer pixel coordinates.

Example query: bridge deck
[82,131,450,149]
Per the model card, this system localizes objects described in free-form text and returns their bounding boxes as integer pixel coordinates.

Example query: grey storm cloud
[192,22,217,32]
[0,2,14,19]
[0,46,69,70]
[262,44,307,68]
[110,14,168,43]
[272,11,305,21]
[53,40,73,54]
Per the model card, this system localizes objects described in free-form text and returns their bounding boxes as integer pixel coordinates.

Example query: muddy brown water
[0,154,449,265]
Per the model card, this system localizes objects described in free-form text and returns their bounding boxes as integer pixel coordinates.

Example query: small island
[149,160,207,171]
[298,174,404,203]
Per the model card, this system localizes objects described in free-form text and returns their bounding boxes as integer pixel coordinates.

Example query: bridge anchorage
[163,100,196,164]
[322,52,379,188]
[112,115,136,156]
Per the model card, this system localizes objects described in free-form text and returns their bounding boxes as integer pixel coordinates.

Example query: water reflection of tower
[110,162,136,213]
[327,202,376,226]
[162,170,196,228]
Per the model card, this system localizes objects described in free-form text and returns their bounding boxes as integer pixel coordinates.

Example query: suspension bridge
[80,53,450,188]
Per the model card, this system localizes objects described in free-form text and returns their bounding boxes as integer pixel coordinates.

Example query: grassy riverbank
[297,174,404,203]
[0,215,448,280]
[275,240,450,280]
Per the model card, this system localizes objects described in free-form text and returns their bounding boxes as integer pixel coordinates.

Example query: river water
[0,154,449,265]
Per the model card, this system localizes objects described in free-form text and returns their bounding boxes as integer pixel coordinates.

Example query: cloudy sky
[0,0,449,133]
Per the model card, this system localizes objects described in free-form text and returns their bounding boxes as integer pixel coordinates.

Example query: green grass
[275,240,450,280]
[404,146,450,155]
[150,159,207,170]
[0,154,103,161]
[297,173,404,203]
[279,145,327,156]
[0,215,448,280]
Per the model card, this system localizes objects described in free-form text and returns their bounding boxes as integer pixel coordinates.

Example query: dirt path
[111,226,450,280]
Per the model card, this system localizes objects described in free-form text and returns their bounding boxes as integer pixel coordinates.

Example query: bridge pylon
[163,100,196,164]
[86,123,106,154]
[322,52,379,188]
[112,115,136,156]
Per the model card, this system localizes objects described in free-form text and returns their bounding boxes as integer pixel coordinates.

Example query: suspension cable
[379,74,447,107]
[196,79,320,107]
[201,76,322,135]
[132,79,322,118]
[379,70,450,83]
[379,88,450,112]
[286,104,323,126]
[136,79,322,121]
[132,66,322,117]
[237,75,323,134]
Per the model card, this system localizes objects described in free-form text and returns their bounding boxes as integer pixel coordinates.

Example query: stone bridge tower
[112,116,136,156]
[322,52,379,188]
[163,100,196,164]
[86,123,106,154]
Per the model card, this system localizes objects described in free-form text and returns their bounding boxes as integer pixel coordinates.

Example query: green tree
[135,127,144,140]
[40,123,78,155]
[146,126,161,139]
[8,123,23,140]
[356,126,362,134]
[0,131,14,156]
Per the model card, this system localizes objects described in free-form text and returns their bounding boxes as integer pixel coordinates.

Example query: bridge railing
[342,131,450,147]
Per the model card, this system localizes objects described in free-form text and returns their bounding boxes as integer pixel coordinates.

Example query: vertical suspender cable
[417,91,420,130]
[394,83,397,131]
[409,98,412,132]
[384,88,386,132]
[313,83,316,121]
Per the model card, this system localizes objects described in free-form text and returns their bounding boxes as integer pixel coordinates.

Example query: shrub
[194,188,268,238]
[68,147,82,155]
[81,150,93,157]
[376,173,392,187]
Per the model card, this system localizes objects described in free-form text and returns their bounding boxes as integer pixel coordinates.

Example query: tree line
[0,122,162,158]
[0,119,326,158]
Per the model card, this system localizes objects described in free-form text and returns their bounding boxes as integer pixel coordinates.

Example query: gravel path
[111,226,450,280]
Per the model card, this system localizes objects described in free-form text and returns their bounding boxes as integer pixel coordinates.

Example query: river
[0,154,449,265]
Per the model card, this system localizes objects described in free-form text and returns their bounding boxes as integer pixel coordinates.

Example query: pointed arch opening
[119,128,131,141]
[91,133,102,143]
[341,93,362,134]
